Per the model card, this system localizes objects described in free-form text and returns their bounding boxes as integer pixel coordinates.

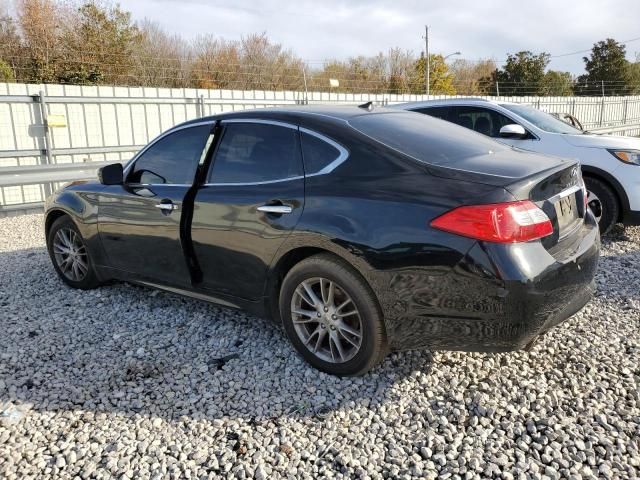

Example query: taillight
[431,200,553,243]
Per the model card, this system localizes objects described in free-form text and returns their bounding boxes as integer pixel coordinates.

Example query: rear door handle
[155,203,179,211]
[257,205,292,214]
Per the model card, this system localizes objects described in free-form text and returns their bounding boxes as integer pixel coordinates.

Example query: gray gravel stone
[0,214,639,479]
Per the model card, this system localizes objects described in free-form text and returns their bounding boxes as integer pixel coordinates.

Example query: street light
[444,51,462,61]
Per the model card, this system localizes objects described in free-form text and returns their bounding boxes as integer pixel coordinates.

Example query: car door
[190,119,305,301]
[98,123,214,287]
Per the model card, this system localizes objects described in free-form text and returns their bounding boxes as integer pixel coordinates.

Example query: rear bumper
[383,216,600,352]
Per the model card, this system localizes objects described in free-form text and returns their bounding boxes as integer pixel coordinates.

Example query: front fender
[44,184,107,266]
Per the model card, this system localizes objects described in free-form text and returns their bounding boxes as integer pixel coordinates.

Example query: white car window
[501,104,581,134]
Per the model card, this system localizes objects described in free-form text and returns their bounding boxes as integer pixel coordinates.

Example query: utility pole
[423,25,430,96]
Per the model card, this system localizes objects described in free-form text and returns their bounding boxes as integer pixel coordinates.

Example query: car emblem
[570,166,579,181]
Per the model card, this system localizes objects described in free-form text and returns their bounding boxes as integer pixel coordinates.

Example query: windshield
[501,104,581,134]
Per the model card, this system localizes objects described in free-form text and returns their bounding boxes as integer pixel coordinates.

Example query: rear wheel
[47,215,100,289]
[584,176,619,235]
[279,254,387,376]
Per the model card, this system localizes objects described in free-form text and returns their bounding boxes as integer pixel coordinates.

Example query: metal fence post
[197,94,205,118]
[302,66,309,105]
[37,91,54,197]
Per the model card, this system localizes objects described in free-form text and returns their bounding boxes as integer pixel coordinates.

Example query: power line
[550,35,640,58]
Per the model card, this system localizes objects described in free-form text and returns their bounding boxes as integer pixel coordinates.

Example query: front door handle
[155,203,178,211]
[257,205,292,214]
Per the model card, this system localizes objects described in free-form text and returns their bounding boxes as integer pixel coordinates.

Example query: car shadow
[0,246,435,425]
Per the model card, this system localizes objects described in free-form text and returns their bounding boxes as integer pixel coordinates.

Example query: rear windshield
[348,110,507,165]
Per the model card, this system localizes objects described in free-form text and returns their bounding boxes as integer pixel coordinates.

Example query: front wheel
[47,215,100,289]
[279,254,387,376]
[584,177,619,235]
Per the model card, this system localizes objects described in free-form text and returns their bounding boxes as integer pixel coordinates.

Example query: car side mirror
[98,163,123,185]
[499,124,527,139]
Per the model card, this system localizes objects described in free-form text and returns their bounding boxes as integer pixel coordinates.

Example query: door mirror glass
[98,163,123,185]
[499,124,527,139]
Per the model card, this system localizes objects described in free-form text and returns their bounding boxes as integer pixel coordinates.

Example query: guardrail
[587,123,640,134]
[0,159,121,188]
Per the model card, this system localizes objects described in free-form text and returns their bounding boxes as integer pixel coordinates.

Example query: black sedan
[45,106,599,376]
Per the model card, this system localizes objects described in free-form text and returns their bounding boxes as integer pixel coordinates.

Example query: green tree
[627,55,640,95]
[540,70,574,96]
[575,39,629,96]
[0,58,15,81]
[410,54,456,95]
[484,51,550,96]
[58,1,141,85]
[16,0,65,83]
[0,12,20,80]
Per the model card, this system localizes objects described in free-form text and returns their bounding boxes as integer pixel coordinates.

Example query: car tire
[584,176,619,235]
[47,215,100,289]
[279,253,387,376]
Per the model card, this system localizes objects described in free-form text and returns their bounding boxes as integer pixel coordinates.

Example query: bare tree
[387,47,414,93]
[131,20,190,88]
[190,35,240,89]
[239,33,304,90]
[449,58,497,94]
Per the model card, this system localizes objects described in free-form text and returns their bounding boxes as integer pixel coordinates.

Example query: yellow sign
[47,114,67,128]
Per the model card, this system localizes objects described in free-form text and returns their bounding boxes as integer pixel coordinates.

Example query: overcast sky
[118,0,640,74]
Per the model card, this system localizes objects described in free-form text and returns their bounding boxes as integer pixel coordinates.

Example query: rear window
[301,131,342,174]
[348,111,508,165]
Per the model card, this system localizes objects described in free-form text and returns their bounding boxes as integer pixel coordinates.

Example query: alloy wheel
[290,277,363,363]
[53,228,89,282]
[587,189,603,223]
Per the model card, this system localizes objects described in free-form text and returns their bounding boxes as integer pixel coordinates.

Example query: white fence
[1,81,640,214]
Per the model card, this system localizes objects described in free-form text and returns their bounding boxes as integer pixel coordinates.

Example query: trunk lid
[429,153,587,250]
[505,160,587,250]
[425,148,576,188]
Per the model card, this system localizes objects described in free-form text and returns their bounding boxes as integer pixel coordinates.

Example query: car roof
[393,98,522,110]
[180,105,407,128]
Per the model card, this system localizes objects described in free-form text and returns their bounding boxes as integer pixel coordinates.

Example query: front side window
[128,125,211,184]
[451,106,515,138]
[209,123,302,183]
[501,104,580,134]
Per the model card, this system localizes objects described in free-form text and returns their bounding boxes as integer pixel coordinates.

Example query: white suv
[395,98,640,233]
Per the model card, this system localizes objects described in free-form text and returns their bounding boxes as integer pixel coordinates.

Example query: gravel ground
[0,214,638,480]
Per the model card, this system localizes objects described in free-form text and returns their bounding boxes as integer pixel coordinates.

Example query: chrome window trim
[204,176,304,187]
[547,184,582,204]
[124,183,192,188]
[300,127,350,176]
[122,120,216,177]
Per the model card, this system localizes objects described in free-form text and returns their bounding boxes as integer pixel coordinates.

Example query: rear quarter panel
[271,139,514,330]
